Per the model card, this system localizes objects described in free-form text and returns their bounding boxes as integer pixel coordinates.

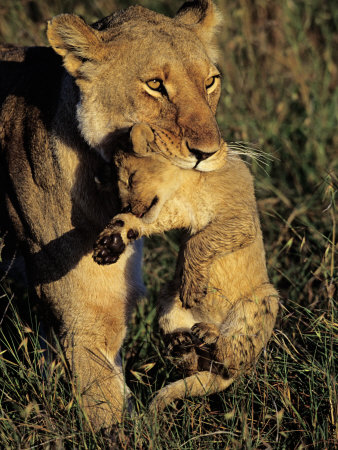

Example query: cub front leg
[157,285,199,375]
[93,207,189,265]
[179,214,257,308]
[93,213,142,265]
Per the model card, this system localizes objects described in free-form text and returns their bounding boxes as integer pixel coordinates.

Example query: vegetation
[0,0,337,447]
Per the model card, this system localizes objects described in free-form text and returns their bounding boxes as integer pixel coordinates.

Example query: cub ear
[47,14,102,76]
[175,0,222,62]
[130,124,155,157]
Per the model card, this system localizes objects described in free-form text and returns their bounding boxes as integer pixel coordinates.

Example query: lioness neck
[51,72,121,232]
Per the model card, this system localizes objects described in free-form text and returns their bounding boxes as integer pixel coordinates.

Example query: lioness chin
[0,1,225,429]
[94,124,279,412]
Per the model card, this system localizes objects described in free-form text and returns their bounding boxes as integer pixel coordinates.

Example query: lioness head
[47,1,226,171]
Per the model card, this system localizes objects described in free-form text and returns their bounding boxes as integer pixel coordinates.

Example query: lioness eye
[147,79,161,90]
[146,79,168,96]
[205,75,220,90]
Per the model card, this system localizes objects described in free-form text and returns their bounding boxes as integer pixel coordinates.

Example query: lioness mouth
[190,148,217,161]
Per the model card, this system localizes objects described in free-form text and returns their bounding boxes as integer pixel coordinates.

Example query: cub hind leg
[152,284,278,413]
[192,283,279,376]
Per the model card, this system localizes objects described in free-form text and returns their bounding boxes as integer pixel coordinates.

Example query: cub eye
[128,172,136,187]
[205,75,220,90]
[146,79,168,96]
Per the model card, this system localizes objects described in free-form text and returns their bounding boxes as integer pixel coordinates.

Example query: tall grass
[0,0,337,447]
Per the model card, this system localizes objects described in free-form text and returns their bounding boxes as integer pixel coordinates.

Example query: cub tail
[149,371,234,413]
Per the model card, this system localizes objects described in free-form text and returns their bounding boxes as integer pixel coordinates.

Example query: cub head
[115,124,183,223]
[47,1,226,171]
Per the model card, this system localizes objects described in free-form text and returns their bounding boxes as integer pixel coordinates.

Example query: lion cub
[93,125,279,411]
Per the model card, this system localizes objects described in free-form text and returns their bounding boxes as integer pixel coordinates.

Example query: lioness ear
[175,0,222,62]
[47,14,102,76]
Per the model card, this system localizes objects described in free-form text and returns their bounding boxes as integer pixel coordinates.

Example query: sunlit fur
[94,124,279,412]
[47,1,225,170]
[0,1,225,429]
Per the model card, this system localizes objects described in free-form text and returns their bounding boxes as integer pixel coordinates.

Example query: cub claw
[127,229,139,240]
[166,330,194,354]
[191,322,219,346]
[110,219,124,228]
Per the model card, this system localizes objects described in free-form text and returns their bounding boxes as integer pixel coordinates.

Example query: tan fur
[0,1,226,429]
[94,124,279,412]
[47,1,225,169]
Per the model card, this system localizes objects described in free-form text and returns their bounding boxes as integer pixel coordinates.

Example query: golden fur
[94,124,279,411]
[0,1,226,429]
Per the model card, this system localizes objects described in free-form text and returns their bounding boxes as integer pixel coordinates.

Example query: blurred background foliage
[0,0,337,447]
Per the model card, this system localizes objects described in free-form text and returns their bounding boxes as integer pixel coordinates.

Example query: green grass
[0,0,337,448]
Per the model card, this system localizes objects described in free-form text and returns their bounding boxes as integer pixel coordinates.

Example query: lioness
[0,1,226,428]
[93,124,279,411]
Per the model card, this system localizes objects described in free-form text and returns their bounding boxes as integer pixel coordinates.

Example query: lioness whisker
[227,141,277,175]
[228,141,277,162]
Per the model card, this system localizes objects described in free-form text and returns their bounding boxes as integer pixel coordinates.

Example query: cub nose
[121,204,131,213]
[189,147,217,161]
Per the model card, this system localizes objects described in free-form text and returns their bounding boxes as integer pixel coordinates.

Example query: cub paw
[191,322,220,347]
[93,216,140,265]
[165,331,199,375]
[191,323,228,375]
[93,231,126,265]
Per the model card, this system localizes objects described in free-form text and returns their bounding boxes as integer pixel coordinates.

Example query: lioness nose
[189,148,217,161]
